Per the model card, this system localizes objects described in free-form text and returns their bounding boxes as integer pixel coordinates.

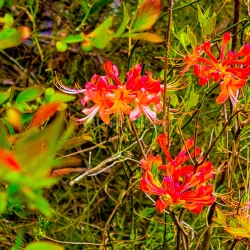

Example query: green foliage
[16,86,45,103]
[197,4,216,37]
[0,13,30,49]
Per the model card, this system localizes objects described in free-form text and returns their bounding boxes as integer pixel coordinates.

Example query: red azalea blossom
[181,32,250,106]
[140,134,214,214]
[0,148,21,171]
[55,60,164,125]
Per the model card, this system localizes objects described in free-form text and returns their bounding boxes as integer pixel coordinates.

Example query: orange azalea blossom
[55,61,163,125]
[181,32,250,106]
[216,74,246,106]
[140,134,214,214]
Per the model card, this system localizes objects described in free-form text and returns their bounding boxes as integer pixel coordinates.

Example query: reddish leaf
[0,26,30,50]
[133,0,161,32]
[131,32,163,43]
[49,167,85,177]
[0,148,21,171]
[29,102,61,128]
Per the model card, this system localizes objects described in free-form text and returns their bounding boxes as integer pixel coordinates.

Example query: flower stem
[130,121,147,160]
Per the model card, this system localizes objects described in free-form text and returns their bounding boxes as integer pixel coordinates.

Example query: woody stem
[232,0,241,51]
[162,0,173,139]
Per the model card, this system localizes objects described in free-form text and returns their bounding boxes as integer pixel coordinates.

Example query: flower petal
[216,89,229,104]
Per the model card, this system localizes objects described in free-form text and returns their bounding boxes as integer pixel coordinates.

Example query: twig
[169,210,189,250]
[58,136,118,159]
[162,0,173,137]
[199,109,242,165]
[70,129,148,185]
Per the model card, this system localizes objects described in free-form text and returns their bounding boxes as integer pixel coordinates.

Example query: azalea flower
[56,60,164,125]
[156,134,202,170]
[139,134,214,214]
[181,32,250,105]
[140,157,214,213]
[216,74,246,106]
[129,89,162,123]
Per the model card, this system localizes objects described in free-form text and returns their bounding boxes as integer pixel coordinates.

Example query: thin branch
[232,0,242,51]
[162,0,173,137]
[199,109,242,165]
[169,210,189,250]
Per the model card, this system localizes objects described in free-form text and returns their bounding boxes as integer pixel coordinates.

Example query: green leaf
[0,27,30,49]
[176,27,190,49]
[6,0,12,7]
[0,0,4,8]
[28,0,34,14]
[128,32,163,43]
[197,4,204,23]
[116,3,129,36]
[34,195,51,217]
[4,13,14,28]
[92,30,110,49]
[49,92,76,103]
[25,191,52,217]
[16,86,44,103]
[139,207,155,217]
[7,183,20,196]
[21,113,33,123]
[213,207,227,227]
[56,120,76,149]
[133,0,161,32]
[25,242,64,250]
[62,33,85,44]
[56,41,68,52]
[44,87,55,102]
[203,12,216,36]
[90,16,113,37]
[89,0,113,15]
[203,6,211,20]
[0,87,11,105]
[187,25,197,49]
[81,1,89,13]
[224,227,250,238]
[0,28,15,39]
[13,102,32,112]
[186,85,199,110]
[0,124,7,148]
[0,192,7,213]
[25,177,58,189]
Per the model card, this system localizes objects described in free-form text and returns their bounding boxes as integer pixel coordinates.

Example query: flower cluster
[181,32,250,106]
[56,61,164,125]
[140,134,214,214]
